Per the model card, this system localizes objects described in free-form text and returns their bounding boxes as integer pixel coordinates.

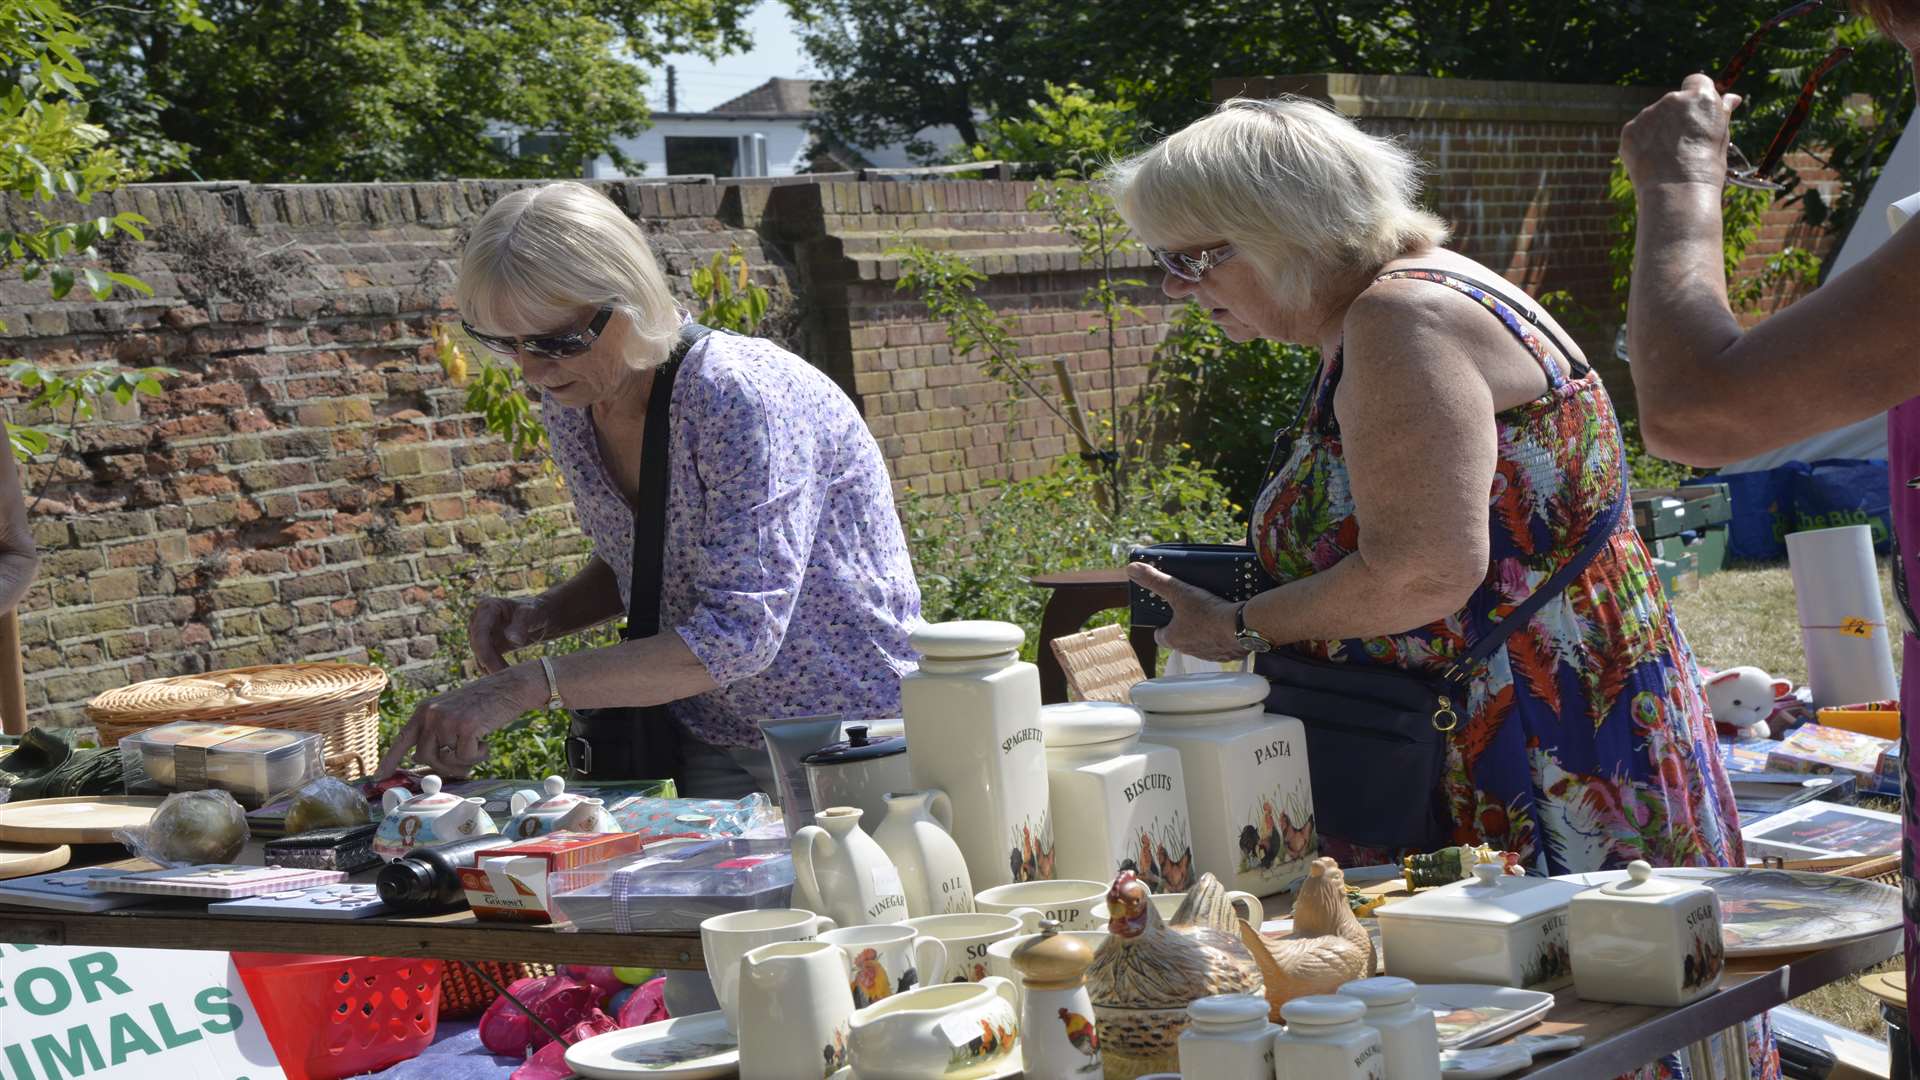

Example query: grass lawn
[1668,559,1902,1038]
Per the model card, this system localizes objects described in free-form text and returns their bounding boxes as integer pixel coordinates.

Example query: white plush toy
[1704,667,1795,739]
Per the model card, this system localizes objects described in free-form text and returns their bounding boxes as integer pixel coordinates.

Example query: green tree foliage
[790,1,1909,237]
[967,83,1145,177]
[82,1,756,182]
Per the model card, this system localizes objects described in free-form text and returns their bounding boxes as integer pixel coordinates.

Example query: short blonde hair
[457,182,680,366]
[1105,97,1449,301]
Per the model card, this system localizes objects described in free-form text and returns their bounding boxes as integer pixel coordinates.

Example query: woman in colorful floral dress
[1112,98,1768,1076]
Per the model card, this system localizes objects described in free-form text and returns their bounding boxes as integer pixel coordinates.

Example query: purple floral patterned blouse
[543,331,921,749]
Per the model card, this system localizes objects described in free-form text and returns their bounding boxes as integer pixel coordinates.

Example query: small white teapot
[847,977,1021,1079]
[503,776,617,839]
[371,774,499,862]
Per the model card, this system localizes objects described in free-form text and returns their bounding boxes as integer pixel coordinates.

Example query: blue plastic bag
[1790,458,1892,553]
[1712,463,1808,561]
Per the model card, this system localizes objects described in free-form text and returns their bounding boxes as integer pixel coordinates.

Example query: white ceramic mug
[985,929,1109,1006]
[847,976,1022,1080]
[902,913,1029,984]
[1110,889,1263,926]
[820,923,950,1007]
[737,941,856,1080]
[701,907,837,1034]
[974,879,1109,930]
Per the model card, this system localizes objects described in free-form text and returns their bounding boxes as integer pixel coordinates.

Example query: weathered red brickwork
[7,75,1840,728]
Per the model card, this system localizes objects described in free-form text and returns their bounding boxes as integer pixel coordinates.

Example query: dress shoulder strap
[1374,267,1589,385]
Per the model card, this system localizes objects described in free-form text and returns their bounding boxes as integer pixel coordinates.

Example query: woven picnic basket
[84,662,387,780]
[1047,623,1146,704]
[438,961,559,1019]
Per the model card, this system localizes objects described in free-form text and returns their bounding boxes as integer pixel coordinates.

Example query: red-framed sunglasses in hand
[1715,0,1853,191]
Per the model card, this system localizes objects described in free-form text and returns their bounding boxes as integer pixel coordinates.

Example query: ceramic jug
[1011,921,1104,1078]
[792,806,909,927]
[502,775,618,840]
[874,790,975,918]
[846,977,1021,1080]
[736,941,856,1080]
[901,620,1053,891]
[372,774,499,862]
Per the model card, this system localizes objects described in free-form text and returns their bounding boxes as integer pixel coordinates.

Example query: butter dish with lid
[1375,863,1580,989]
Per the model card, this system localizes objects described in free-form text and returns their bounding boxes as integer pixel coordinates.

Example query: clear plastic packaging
[283,776,372,835]
[605,793,778,839]
[549,838,793,932]
[122,721,323,807]
[117,788,251,866]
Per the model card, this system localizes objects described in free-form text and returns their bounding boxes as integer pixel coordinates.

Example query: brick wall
[9,180,791,727]
[8,74,1844,729]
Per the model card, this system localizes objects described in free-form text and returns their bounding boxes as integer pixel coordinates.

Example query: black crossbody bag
[1135,267,1625,850]
[564,323,714,783]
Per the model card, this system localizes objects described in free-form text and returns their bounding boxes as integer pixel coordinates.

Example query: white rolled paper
[1786,524,1899,707]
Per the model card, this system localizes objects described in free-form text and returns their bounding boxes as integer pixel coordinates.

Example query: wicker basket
[1048,623,1146,704]
[438,961,560,1020]
[85,663,387,780]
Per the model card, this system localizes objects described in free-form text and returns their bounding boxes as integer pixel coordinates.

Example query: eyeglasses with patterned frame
[1148,242,1240,283]
[1715,0,1853,192]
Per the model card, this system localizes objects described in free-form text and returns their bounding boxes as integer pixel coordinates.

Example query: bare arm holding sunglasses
[1622,13,1920,466]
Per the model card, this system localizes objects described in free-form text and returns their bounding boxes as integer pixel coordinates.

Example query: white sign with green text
[0,944,284,1080]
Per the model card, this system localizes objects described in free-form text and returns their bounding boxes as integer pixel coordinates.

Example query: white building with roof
[583,78,964,179]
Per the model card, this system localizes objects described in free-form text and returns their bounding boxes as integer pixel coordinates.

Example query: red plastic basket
[234,953,444,1080]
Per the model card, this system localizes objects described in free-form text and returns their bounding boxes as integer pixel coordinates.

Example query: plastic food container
[549,838,793,932]
[234,952,442,1080]
[123,721,323,807]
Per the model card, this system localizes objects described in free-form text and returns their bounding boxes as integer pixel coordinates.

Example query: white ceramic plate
[1413,985,1556,1049]
[565,1011,738,1079]
[1552,866,1901,957]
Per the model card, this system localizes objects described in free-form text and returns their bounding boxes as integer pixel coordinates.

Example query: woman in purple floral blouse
[377,183,921,796]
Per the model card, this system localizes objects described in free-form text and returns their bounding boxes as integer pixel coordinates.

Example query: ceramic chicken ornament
[1236,856,1376,1019]
[1086,870,1264,1079]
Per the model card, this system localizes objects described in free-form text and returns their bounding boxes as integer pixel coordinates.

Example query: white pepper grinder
[1010,919,1104,1077]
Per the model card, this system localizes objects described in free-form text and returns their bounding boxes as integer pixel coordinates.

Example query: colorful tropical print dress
[1251,270,1776,1079]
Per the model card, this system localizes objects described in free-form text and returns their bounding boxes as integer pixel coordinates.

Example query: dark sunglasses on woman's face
[1715,0,1852,192]
[1149,242,1239,283]
[460,305,615,359]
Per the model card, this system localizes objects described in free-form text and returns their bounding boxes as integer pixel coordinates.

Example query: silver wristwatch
[1233,602,1273,654]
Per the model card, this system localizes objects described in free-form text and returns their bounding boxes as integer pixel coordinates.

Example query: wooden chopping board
[0,796,164,844]
[1860,971,1906,1009]
[0,841,70,879]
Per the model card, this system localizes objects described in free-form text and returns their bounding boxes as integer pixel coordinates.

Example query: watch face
[1237,633,1274,654]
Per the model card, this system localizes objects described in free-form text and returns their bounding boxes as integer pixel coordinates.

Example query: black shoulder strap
[1387,266,1589,379]
[624,323,715,640]
[1455,485,1627,674]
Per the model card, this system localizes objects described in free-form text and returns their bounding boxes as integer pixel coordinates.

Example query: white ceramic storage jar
[1338,977,1441,1080]
[1569,860,1725,1007]
[1130,672,1316,896]
[901,620,1054,891]
[1177,993,1278,1080]
[1374,863,1583,990]
[1273,994,1386,1080]
[1039,701,1194,892]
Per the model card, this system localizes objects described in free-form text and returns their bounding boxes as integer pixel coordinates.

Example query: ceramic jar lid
[1039,701,1143,748]
[1374,861,1583,927]
[521,775,594,812]
[1336,976,1417,1008]
[1281,994,1367,1027]
[1130,672,1269,714]
[1595,860,1711,903]
[399,774,459,810]
[802,724,907,765]
[910,620,1025,659]
[1189,992,1271,1027]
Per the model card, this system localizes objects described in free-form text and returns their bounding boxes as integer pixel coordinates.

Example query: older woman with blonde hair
[376,181,921,794]
[1116,100,1744,882]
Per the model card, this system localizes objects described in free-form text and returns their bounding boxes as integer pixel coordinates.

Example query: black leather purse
[1126,543,1275,628]
[564,323,715,785]
[1258,488,1624,851]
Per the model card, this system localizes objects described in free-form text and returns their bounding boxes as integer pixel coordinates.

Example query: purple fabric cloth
[361,1019,518,1080]
[544,331,921,749]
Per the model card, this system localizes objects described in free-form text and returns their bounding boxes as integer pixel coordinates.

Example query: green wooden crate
[1651,551,1699,596]
[1652,525,1729,577]
[1632,483,1732,541]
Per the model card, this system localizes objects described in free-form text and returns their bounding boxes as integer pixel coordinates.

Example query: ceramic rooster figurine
[1237,856,1376,1019]
[1087,870,1264,1079]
